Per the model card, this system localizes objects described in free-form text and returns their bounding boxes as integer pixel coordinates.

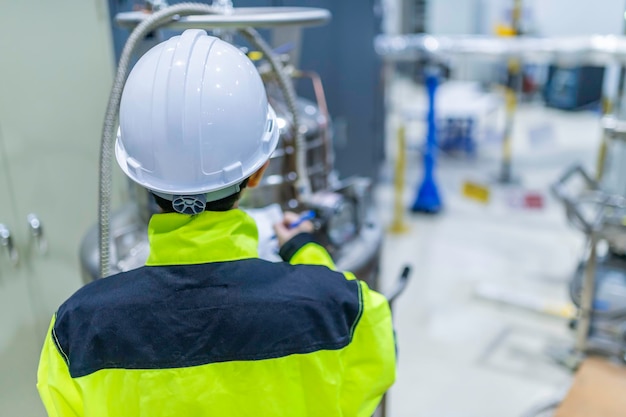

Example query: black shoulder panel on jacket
[53,259,363,378]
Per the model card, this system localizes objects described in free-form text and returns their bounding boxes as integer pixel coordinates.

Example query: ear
[247,160,270,188]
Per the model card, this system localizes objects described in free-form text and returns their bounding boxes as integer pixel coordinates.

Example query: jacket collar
[145,209,259,266]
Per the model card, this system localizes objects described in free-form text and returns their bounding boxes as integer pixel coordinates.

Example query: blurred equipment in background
[375,32,626,193]
[402,80,502,158]
[411,68,443,214]
[81,2,384,294]
[396,0,428,80]
[552,116,626,365]
[462,181,491,205]
[400,0,427,34]
[439,116,476,156]
[388,125,410,234]
[544,65,605,111]
[375,22,626,366]
[551,0,626,359]
[496,0,524,185]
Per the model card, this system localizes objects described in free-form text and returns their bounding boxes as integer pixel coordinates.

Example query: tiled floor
[376,77,603,416]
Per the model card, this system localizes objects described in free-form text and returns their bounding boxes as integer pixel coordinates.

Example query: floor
[375,77,603,417]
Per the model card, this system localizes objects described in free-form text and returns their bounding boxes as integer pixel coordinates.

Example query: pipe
[498,82,518,183]
[292,70,332,188]
[374,34,626,64]
[240,28,312,201]
[389,124,409,233]
[576,233,599,354]
[497,0,523,184]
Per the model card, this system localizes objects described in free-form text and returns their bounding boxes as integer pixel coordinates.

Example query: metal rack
[552,118,626,362]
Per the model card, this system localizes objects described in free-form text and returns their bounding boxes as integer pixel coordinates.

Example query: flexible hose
[99,3,222,278]
[239,28,312,200]
[99,3,310,277]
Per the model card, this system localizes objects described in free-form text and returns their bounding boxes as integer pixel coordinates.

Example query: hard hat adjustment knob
[172,194,206,215]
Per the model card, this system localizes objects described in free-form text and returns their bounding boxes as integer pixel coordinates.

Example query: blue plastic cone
[412,69,443,214]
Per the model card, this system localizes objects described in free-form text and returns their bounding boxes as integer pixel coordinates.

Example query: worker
[37,29,395,416]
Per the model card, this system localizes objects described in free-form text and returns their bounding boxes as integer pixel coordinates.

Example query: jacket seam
[349,281,364,339]
[52,326,70,366]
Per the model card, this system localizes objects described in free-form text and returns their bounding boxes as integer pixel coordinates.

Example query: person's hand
[273,211,314,247]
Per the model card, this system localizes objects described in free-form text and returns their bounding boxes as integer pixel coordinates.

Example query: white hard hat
[116,29,279,213]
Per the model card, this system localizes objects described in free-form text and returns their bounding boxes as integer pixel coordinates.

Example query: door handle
[27,214,47,255]
[0,223,19,266]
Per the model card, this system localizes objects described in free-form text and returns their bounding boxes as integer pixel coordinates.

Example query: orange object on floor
[555,357,626,417]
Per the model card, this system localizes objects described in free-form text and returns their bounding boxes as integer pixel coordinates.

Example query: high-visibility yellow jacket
[37,209,396,417]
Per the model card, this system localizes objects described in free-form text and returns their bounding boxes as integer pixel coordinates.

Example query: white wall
[428,0,480,34]
[532,0,625,36]
[425,0,626,36]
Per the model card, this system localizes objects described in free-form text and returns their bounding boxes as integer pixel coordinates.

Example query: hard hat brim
[115,105,280,196]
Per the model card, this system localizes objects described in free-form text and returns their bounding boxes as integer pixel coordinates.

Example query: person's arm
[275,212,396,415]
[37,315,83,417]
[278,232,338,269]
[274,211,338,270]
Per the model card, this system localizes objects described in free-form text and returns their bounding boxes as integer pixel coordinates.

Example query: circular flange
[116,7,331,30]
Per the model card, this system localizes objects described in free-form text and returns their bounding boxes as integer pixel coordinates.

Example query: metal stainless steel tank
[80,5,383,289]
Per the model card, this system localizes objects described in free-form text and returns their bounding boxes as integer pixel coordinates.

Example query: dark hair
[152,178,250,214]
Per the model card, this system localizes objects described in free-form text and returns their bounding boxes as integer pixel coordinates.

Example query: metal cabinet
[0,1,114,415]
[0,119,43,417]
